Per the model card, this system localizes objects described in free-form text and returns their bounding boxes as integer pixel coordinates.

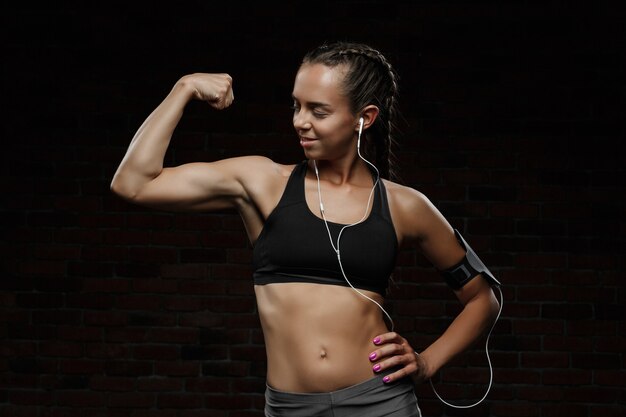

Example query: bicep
[402,191,498,306]
[130,159,248,212]
[407,194,466,270]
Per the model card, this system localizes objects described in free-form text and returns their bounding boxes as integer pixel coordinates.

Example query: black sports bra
[252,160,398,296]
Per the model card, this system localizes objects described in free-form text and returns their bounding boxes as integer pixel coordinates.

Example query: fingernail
[373,337,381,345]
[369,352,377,360]
[373,364,381,372]
[383,376,391,383]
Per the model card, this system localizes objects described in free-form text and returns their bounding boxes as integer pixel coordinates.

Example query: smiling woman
[110,41,501,417]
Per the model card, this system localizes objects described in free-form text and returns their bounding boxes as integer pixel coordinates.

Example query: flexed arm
[110,73,247,212]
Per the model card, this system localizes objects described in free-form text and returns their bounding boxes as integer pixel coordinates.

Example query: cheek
[320,116,350,136]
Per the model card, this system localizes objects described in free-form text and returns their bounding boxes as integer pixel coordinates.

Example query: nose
[293,110,312,132]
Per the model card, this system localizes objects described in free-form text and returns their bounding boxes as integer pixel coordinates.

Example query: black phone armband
[440,229,501,290]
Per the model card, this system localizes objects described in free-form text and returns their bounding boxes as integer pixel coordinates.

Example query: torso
[254,282,389,392]
[240,159,407,392]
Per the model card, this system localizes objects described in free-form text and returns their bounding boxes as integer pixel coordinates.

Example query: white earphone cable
[314,116,501,408]
[427,285,503,408]
[313,117,395,331]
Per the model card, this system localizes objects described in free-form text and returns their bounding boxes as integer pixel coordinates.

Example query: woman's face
[292,63,358,160]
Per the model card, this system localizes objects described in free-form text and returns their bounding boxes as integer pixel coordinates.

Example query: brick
[137,377,183,392]
[543,369,592,386]
[57,391,105,407]
[16,293,64,308]
[513,319,564,335]
[542,304,593,320]
[157,394,204,409]
[541,404,588,417]
[32,310,82,326]
[39,341,83,358]
[154,361,199,377]
[39,375,89,390]
[60,359,105,375]
[84,343,129,359]
[521,352,569,368]
[183,345,229,361]
[107,392,154,408]
[89,376,135,392]
[543,335,593,352]
[590,405,626,417]
[563,386,619,403]
[205,394,253,410]
[84,311,128,327]
[105,361,153,377]
[133,345,179,361]
[116,295,163,311]
[571,353,621,369]
[66,293,115,310]
[185,377,230,393]
[0,405,39,417]
[129,311,176,331]
[132,279,178,294]
[9,390,54,406]
[129,247,178,263]
[160,264,210,279]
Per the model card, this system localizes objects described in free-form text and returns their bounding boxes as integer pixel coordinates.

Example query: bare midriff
[254,282,390,393]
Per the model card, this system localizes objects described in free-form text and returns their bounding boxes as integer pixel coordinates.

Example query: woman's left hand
[369,332,431,384]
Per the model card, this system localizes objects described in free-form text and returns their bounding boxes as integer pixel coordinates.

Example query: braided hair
[302,41,401,182]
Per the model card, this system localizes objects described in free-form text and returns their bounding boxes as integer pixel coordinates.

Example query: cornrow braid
[302,41,401,182]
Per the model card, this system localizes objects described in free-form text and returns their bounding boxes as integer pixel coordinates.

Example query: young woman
[111,41,501,417]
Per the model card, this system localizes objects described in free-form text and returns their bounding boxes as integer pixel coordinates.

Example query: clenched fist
[181,73,234,110]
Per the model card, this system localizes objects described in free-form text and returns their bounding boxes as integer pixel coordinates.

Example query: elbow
[487,287,501,323]
[109,176,139,202]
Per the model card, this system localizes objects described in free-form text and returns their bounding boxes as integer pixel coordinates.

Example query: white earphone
[357,117,364,149]
[313,114,394,330]
[314,113,502,408]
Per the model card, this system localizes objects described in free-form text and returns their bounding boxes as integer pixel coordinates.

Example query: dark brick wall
[2,2,624,416]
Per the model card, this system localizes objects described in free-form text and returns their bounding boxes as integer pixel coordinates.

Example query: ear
[357,105,380,132]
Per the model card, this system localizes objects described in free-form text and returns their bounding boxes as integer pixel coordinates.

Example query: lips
[299,137,318,147]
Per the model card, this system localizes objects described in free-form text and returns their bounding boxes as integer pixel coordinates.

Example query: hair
[301,41,402,182]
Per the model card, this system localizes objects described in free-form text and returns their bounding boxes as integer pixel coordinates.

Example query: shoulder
[383,180,437,217]
[231,156,299,199]
[382,179,447,243]
[220,155,297,180]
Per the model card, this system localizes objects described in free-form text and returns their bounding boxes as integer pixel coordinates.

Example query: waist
[254,282,390,392]
[266,365,413,399]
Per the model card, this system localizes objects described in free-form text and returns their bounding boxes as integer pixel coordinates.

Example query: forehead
[292,63,348,105]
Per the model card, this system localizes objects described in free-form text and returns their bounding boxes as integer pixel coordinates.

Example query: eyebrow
[291,95,332,109]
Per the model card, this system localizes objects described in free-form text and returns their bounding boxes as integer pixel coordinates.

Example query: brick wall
[2,2,624,416]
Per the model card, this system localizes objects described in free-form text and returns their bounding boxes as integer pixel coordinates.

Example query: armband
[440,229,501,290]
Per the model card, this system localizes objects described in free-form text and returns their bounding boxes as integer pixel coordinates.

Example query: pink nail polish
[369,352,377,360]
[373,364,381,372]
[373,337,381,344]
[383,376,390,383]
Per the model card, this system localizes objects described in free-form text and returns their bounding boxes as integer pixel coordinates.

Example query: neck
[309,157,373,186]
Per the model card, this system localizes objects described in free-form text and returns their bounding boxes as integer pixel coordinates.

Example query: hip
[264,367,421,417]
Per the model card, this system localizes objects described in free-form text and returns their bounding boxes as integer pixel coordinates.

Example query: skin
[110,63,500,393]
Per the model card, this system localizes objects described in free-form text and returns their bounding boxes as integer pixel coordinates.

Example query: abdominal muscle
[254,282,390,393]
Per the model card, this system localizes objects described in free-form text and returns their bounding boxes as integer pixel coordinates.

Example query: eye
[312,111,328,118]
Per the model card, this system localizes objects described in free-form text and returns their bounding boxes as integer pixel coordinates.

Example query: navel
[319,349,327,359]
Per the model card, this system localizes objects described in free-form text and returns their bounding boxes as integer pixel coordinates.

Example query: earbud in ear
[357,117,364,148]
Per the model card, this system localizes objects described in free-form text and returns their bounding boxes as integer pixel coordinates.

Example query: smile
[300,137,318,147]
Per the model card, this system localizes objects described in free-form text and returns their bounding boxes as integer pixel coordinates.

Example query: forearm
[110,78,195,198]
[419,288,499,379]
